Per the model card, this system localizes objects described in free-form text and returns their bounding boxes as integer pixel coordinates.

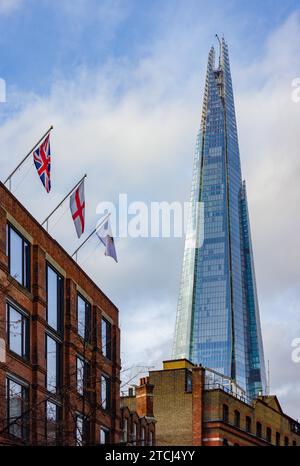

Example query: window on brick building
[141,426,146,446]
[101,317,112,360]
[223,438,229,446]
[222,404,229,422]
[46,400,61,445]
[6,377,29,440]
[276,432,281,446]
[284,436,289,446]
[46,334,61,393]
[256,421,262,438]
[76,356,90,397]
[292,440,297,446]
[246,416,252,433]
[7,224,30,289]
[149,430,154,446]
[46,264,64,333]
[122,418,128,444]
[185,372,192,392]
[7,303,29,360]
[266,427,272,443]
[77,294,91,341]
[100,427,110,444]
[132,422,137,446]
[101,374,111,411]
[234,410,240,428]
[75,414,90,446]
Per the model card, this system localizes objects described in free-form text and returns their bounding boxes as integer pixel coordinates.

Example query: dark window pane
[10,229,23,284]
[77,295,90,341]
[7,304,29,359]
[101,318,112,359]
[100,427,110,444]
[101,375,111,411]
[47,267,58,330]
[47,265,63,332]
[46,335,60,393]
[8,226,30,289]
[7,378,28,440]
[46,401,60,445]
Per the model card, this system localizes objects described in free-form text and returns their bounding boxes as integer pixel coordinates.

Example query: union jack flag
[33,134,51,193]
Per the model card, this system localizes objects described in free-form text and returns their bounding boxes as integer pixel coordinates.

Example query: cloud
[0,6,299,419]
[0,0,23,14]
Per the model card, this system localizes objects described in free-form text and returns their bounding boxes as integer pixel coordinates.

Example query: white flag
[70,180,85,238]
[96,216,118,263]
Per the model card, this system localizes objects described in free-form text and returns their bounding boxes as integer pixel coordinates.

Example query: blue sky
[0,0,298,96]
[0,0,300,419]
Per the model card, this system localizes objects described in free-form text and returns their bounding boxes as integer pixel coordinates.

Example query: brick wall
[0,182,121,445]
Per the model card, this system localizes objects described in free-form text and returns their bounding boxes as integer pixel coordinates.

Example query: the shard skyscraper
[172,37,266,398]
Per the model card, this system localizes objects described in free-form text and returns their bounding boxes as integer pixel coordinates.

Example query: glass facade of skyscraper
[172,38,266,398]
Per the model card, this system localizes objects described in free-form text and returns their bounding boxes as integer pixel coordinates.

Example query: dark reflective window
[47,265,64,333]
[101,374,111,411]
[101,317,112,359]
[246,416,252,433]
[7,225,30,289]
[6,377,28,440]
[46,334,61,393]
[266,427,272,443]
[77,294,91,341]
[234,410,240,428]
[223,404,229,422]
[46,401,61,445]
[100,427,110,445]
[76,356,90,397]
[256,421,262,438]
[7,303,29,359]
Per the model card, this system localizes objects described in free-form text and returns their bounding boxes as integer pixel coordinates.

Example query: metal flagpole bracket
[3,125,54,191]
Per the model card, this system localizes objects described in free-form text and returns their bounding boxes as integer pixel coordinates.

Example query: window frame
[46,263,64,334]
[101,373,111,412]
[77,293,91,342]
[45,333,62,394]
[7,223,31,290]
[6,302,30,360]
[6,376,29,441]
[101,317,112,360]
[100,426,110,445]
[76,355,91,398]
[45,400,62,446]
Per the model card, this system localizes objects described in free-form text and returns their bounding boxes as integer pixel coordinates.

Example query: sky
[0,0,299,419]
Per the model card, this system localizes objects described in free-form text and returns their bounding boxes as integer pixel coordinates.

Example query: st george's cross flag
[33,134,51,193]
[96,216,118,262]
[70,180,85,238]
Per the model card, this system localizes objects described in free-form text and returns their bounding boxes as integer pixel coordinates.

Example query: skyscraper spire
[172,38,266,398]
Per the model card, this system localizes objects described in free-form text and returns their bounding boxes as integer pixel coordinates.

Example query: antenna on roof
[215,34,221,67]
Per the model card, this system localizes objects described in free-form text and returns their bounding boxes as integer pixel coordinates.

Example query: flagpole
[3,125,54,191]
[42,174,87,231]
[72,212,111,262]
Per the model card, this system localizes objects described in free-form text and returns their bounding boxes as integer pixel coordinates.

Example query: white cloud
[0,0,23,14]
[0,8,299,419]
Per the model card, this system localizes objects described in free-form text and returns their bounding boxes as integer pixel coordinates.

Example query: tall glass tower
[172,37,266,398]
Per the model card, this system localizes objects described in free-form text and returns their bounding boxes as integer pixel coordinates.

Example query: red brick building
[121,377,156,446]
[148,359,300,446]
[0,181,121,445]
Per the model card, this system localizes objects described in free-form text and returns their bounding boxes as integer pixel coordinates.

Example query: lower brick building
[121,377,156,446]
[147,359,300,446]
[0,181,121,445]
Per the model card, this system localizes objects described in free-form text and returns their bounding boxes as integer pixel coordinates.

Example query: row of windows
[6,223,112,359]
[222,404,297,446]
[122,418,154,446]
[6,374,111,444]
